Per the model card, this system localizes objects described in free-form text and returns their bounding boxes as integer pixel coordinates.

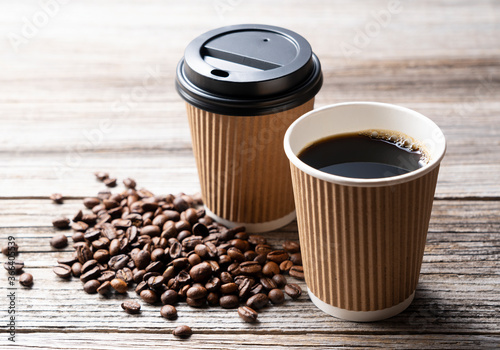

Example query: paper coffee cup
[176,24,322,232]
[284,102,446,321]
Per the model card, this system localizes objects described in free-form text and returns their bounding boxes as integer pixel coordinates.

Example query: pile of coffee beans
[51,174,303,337]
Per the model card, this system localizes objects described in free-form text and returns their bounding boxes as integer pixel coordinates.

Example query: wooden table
[1,0,499,348]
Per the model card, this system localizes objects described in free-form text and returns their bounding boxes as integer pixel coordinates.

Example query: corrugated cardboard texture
[290,164,440,311]
[186,100,314,224]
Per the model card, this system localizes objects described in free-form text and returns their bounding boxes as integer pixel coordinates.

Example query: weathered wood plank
[2,332,499,350]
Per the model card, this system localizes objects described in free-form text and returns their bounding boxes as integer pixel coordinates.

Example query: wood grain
[0,0,499,348]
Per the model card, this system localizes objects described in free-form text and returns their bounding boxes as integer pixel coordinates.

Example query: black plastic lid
[176,24,322,116]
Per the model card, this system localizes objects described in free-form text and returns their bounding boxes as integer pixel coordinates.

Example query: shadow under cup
[284,102,447,322]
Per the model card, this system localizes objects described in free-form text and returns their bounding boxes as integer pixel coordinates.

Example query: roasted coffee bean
[279,260,293,274]
[94,172,109,181]
[50,234,68,249]
[238,278,254,299]
[255,244,272,255]
[123,178,137,189]
[227,247,245,262]
[262,261,280,276]
[19,272,33,287]
[268,288,285,305]
[147,275,165,289]
[104,177,117,187]
[169,242,182,259]
[94,249,110,264]
[76,244,93,264]
[121,300,141,314]
[80,266,101,283]
[284,283,302,300]
[250,283,264,296]
[283,240,300,253]
[145,261,164,273]
[140,289,158,304]
[289,265,305,279]
[97,281,112,295]
[141,225,161,237]
[246,293,269,310]
[239,261,262,276]
[133,250,151,270]
[133,269,146,283]
[53,264,72,278]
[244,250,258,261]
[260,277,277,291]
[161,289,178,305]
[238,306,258,323]
[160,304,177,320]
[81,259,98,274]
[205,276,221,292]
[253,253,267,266]
[172,325,192,338]
[72,232,85,243]
[116,267,134,284]
[220,272,233,284]
[192,222,209,237]
[289,252,302,266]
[186,297,205,308]
[134,281,148,295]
[207,292,219,306]
[113,219,132,229]
[219,294,239,309]
[84,280,101,294]
[110,278,128,293]
[272,274,287,288]
[186,285,208,300]
[189,261,212,282]
[50,193,64,204]
[220,282,238,295]
[97,270,115,283]
[71,262,82,277]
[72,221,89,232]
[52,217,70,229]
[108,254,130,271]
[173,197,189,212]
[2,242,19,256]
[248,235,267,246]
[267,250,289,264]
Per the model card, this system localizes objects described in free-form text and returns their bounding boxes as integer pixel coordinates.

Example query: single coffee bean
[80,266,101,283]
[52,217,70,229]
[97,270,115,283]
[19,272,33,287]
[53,264,72,278]
[104,177,117,187]
[246,293,269,310]
[160,304,177,320]
[207,292,219,306]
[262,261,280,276]
[239,261,262,275]
[260,277,277,291]
[220,282,238,295]
[219,295,239,309]
[50,193,64,204]
[71,262,82,277]
[189,261,212,282]
[161,289,178,305]
[284,283,302,300]
[289,252,302,266]
[121,300,141,314]
[282,240,300,253]
[267,250,289,264]
[110,278,128,293]
[272,274,287,288]
[94,172,109,181]
[268,288,285,305]
[73,210,83,222]
[186,297,206,308]
[2,242,19,256]
[97,281,112,295]
[186,285,208,300]
[108,254,130,271]
[81,259,98,274]
[76,245,93,264]
[83,197,101,209]
[238,306,258,323]
[71,221,89,232]
[147,275,165,289]
[123,178,137,189]
[172,325,192,338]
[50,233,68,249]
[279,260,293,274]
[83,279,101,294]
[140,289,158,304]
[289,265,305,280]
[72,231,85,243]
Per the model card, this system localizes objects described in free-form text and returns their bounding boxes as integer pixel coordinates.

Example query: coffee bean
[2,242,19,256]
[279,260,293,274]
[104,177,117,187]
[76,245,93,264]
[186,285,208,300]
[283,240,300,253]
[260,277,277,291]
[186,297,205,308]
[71,262,82,277]
[173,197,189,212]
[50,193,64,204]
[220,282,238,294]
[80,266,101,283]
[272,274,287,288]
[52,217,70,229]
[189,261,212,282]
[220,295,239,309]
[207,292,219,306]
[53,264,72,278]
[71,221,89,232]
[84,280,101,294]
[50,233,68,249]
[246,293,269,310]
[160,304,177,320]
[267,250,289,264]
[19,272,33,287]
[111,278,128,293]
[161,289,178,305]
[284,283,302,300]
[262,261,280,276]
[238,306,258,323]
[172,325,192,338]
[140,289,158,304]
[123,178,137,189]
[94,172,109,181]
[121,300,141,314]
[147,275,165,289]
[81,260,98,274]
[108,254,130,271]
[72,231,85,243]
[97,270,115,283]
[268,288,285,305]
[290,252,302,266]
[97,281,112,295]
[289,265,305,280]
[239,261,262,275]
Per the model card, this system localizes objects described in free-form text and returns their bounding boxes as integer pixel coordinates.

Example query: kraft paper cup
[284,102,446,321]
[186,99,314,233]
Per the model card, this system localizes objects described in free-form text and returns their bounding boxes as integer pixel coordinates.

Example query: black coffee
[298,130,428,179]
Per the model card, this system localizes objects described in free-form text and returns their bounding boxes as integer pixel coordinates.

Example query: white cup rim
[284,102,447,187]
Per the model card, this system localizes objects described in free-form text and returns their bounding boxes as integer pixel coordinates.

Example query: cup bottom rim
[308,288,415,322]
[204,206,296,233]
